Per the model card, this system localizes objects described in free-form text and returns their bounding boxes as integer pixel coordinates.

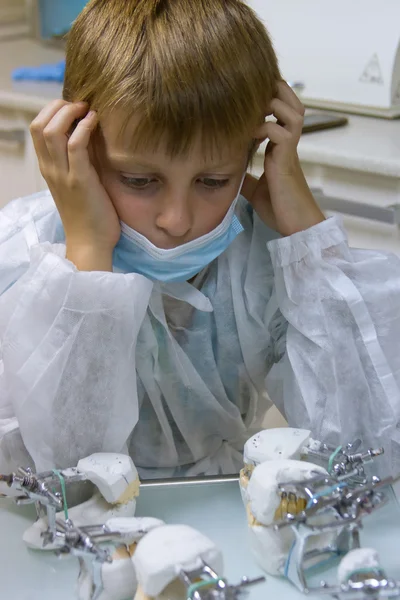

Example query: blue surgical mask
[113,177,245,282]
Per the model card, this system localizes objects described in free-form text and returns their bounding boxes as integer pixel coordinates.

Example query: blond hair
[64,0,281,156]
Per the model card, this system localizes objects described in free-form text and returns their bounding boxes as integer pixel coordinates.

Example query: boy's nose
[156,196,192,240]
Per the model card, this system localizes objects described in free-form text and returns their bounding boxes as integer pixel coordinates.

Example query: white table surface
[298,114,400,178]
[256,113,400,179]
[1,479,400,600]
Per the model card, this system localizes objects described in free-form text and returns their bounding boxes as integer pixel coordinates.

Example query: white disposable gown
[1,190,400,478]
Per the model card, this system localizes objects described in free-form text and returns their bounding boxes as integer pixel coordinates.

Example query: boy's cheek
[100,174,128,218]
[102,178,153,234]
[102,177,127,215]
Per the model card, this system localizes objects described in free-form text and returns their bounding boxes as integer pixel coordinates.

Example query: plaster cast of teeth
[241,429,384,504]
[337,548,381,585]
[76,454,140,504]
[77,517,165,600]
[240,428,313,502]
[245,459,331,576]
[244,428,312,466]
[132,524,223,600]
[316,548,400,599]
[23,453,140,550]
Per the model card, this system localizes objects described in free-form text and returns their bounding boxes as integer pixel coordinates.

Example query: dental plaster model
[244,459,330,576]
[239,428,310,502]
[131,524,264,600]
[319,548,400,599]
[0,453,140,550]
[244,428,312,466]
[132,524,223,600]
[75,517,165,600]
[245,458,392,592]
[337,548,381,585]
[240,428,384,501]
[56,520,264,600]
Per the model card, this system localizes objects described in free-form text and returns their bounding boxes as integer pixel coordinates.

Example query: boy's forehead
[100,113,249,168]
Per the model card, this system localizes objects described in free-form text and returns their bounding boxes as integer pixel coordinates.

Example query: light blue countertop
[1,479,400,600]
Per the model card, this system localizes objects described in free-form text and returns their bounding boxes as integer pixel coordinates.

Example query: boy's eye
[120,176,155,189]
[200,178,229,189]
[120,175,229,190]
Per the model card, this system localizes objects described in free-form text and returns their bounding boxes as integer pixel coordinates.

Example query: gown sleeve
[266,216,400,476]
[0,197,153,472]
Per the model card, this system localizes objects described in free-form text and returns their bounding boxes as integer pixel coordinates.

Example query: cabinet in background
[0,107,46,208]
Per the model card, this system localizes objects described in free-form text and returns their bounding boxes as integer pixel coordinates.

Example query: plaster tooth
[245,459,332,576]
[24,453,141,550]
[240,428,312,503]
[338,548,381,585]
[77,517,165,600]
[132,525,223,600]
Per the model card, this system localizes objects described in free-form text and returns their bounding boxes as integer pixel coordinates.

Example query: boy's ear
[247,139,261,167]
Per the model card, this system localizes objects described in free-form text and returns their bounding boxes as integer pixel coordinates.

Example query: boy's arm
[248,82,400,475]
[248,81,324,236]
[264,215,400,477]
[0,236,153,473]
[0,101,153,473]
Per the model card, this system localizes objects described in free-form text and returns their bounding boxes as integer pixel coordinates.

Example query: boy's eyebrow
[108,154,236,171]
[108,155,163,170]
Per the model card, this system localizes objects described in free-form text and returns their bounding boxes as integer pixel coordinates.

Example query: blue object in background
[12,1,88,83]
[12,60,66,82]
[38,0,88,40]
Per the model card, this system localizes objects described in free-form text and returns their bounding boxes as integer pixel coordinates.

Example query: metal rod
[140,474,239,487]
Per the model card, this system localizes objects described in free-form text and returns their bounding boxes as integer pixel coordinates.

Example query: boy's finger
[270,98,303,137]
[263,121,292,145]
[253,118,275,140]
[67,111,99,175]
[43,102,89,172]
[30,99,69,165]
[276,81,305,116]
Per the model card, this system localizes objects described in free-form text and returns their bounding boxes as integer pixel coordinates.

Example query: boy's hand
[30,100,120,271]
[245,81,325,237]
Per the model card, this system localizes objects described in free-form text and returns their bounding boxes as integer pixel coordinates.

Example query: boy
[0,0,399,478]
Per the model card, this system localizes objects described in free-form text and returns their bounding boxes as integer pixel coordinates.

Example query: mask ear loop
[237,171,247,198]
